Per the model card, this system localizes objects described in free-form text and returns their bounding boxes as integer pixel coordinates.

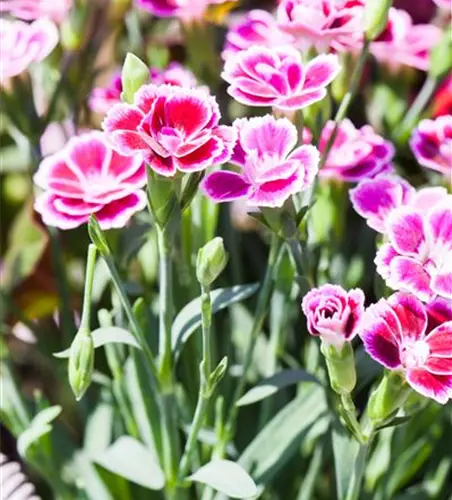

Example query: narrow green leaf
[190,460,258,499]
[236,369,321,407]
[332,424,360,500]
[376,415,412,431]
[54,327,141,358]
[93,436,164,490]
[172,283,259,359]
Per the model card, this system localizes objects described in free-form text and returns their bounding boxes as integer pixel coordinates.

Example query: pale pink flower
[312,119,395,181]
[0,18,59,82]
[222,46,340,111]
[89,63,198,115]
[202,115,319,208]
[222,9,294,60]
[33,131,147,230]
[409,116,452,178]
[103,84,235,177]
[302,284,365,347]
[0,0,72,23]
[375,196,452,303]
[135,0,236,21]
[370,8,442,72]
[432,0,450,9]
[277,0,365,51]
[360,292,452,404]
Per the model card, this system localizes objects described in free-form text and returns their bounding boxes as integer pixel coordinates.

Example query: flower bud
[321,341,357,395]
[68,328,94,401]
[88,215,110,256]
[121,53,150,104]
[196,237,228,287]
[429,31,452,79]
[367,371,412,425]
[364,0,392,41]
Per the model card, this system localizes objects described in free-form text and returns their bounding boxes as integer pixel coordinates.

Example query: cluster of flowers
[1,0,449,404]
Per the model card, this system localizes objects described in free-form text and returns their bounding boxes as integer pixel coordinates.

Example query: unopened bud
[121,53,150,104]
[321,341,356,395]
[88,215,110,256]
[364,0,392,41]
[430,31,452,79]
[68,328,94,401]
[196,237,228,287]
[368,371,411,425]
[60,7,88,51]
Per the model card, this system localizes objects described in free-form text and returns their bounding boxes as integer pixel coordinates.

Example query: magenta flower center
[400,340,430,369]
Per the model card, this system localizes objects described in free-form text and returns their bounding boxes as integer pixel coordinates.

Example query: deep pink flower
[222,46,340,111]
[370,8,441,72]
[409,116,452,178]
[0,18,59,82]
[135,0,236,21]
[202,115,319,208]
[432,76,452,118]
[302,284,365,347]
[277,0,365,51]
[313,119,395,181]
[33,131,147,230]
[375,197,452,303]
[360,292,452,404]
[222,9,294,60]
[103,84,235,177]
[89,63,197,115]
[0,0,72,23]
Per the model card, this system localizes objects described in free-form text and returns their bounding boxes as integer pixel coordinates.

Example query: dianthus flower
[222,46,340,111]
[33,131,146,230]
[432,76,452,118]
[0,0,72,23]
[0,18,59,82]
[375,196,452,302]
[89,63,197,115]
[202,115,319,208]
[135,0,236,21]
[277,0,365,51]
[222,9,293,60]
[302,284,365,347]
[103,84,235,177]
[409,116,452,178]
[313,119,394,181]
[360,292,452,404]
[370,8,441,72]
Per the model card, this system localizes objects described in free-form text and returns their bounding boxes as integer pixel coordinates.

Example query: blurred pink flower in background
[202,115,319,207]
[222,9,293,60]
[34,131,147,230]
[0,0,72,23]
[277,0,365,51]
[360,292,452,404]
[0,18,58,82]
[222,46,340,111]
[103,84,235,177]
[432,0,450,9]
[313,119,395,181]
[89,63,198,115]
[302,284,365,347]
[370,8,442,72]
[375,197,452,303]
[410,116,452,178]
[135,0,236,21]
[350,175,415,233]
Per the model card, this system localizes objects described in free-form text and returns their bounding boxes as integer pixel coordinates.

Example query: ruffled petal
[303,54,340,90]
[202,171,252,202]
[406,368,452,404]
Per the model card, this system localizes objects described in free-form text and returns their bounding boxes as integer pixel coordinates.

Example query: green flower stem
[79,244,97,331]
[340,393,366,444]
[156,223,181,495]
[222,234,284,448]
[178,284,213,480]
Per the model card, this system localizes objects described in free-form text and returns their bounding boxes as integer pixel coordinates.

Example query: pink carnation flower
[314,119,395,181]
[202,115,319,208]
[0,18,59,82]
[103,84,235,177]
[89,63,197,115]
[222,9,294,60]
[302,284,365,348]
[409,116,452,178]
[33,131,147,230]
[0,0,72,23]
[360,292,452,404]
[370,8,441,72]
[375,196,452,303]
[135,0,236,21]
[222,46,340,111]
[277,0,365,51]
